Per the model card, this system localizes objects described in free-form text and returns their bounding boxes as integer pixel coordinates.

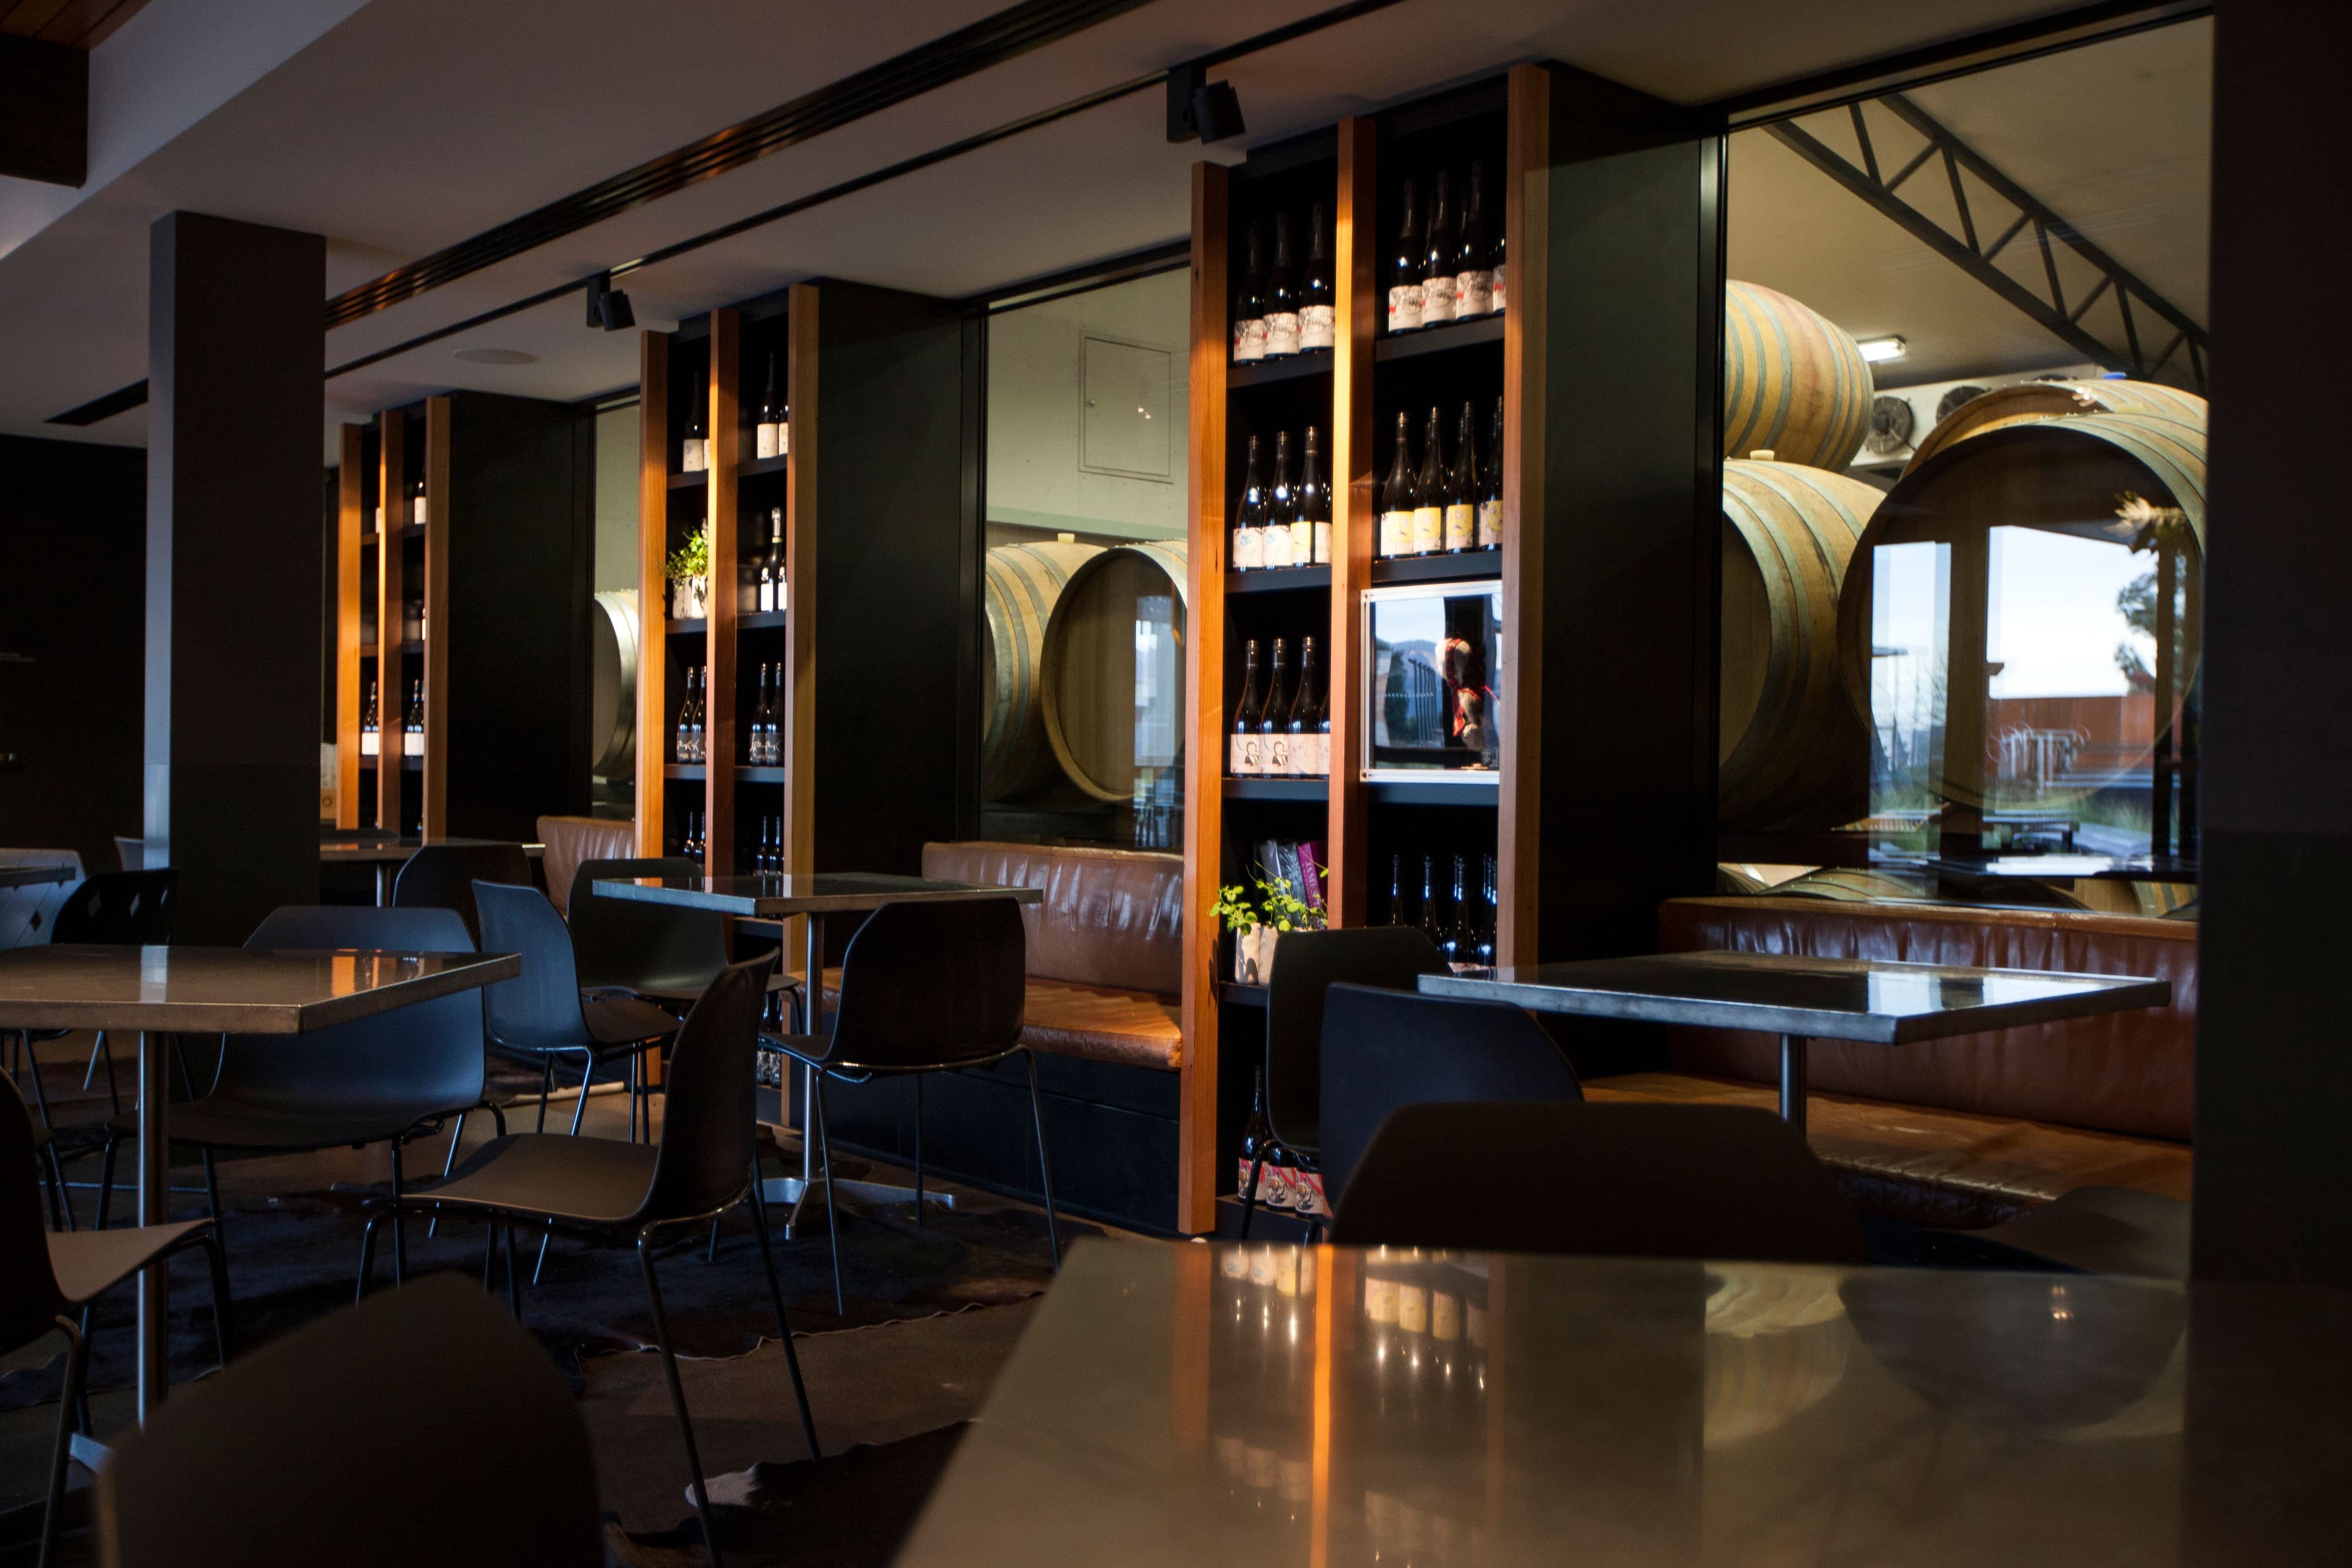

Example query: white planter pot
[1232,924,1279,985]
[672,576,709,620]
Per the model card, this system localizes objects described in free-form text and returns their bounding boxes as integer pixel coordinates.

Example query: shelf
[668,618,707,637]
[1370,552,1501,586]
[668,470,708,491]
[740,454,791,480]
[1224,777,1329,802]
[664,764,706,781]
[1227,565,1330,594]
[737,766,787,783]
[398,639,425,655]
[399,523,426,541]
[1219,982,1269,1009]
[1368,778,1499,807]
[663,763,789,783]
[1374,313,1504,363]
[738,609,790,631]
[360,532,379,546]
[1228,350,1334,390]
[401,754,423,773]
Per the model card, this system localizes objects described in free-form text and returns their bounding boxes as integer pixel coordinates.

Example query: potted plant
[667,525,711,619]
[1213,870,1324,984]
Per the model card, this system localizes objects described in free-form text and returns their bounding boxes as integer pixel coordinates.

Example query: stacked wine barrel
[981,541,1101,801]
[1722,280,1876,471]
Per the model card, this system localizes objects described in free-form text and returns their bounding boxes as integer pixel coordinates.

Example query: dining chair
[764,896,1050,1314]
[97,1274,599,1568]
[361,954,817,1568]
[568,855,802,1023]
[393,843,532,945]
[1244,928,1446,1238]
[1314,983,1585,1210]
[6,870,176,1128]
[1330,1100,1869,1265]
[1,1072,230,1568]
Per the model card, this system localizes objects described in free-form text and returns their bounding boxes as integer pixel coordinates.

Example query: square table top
[895,1239,2347,1568]
[0,944,519,1033]
[0,862,76,890]
[317,836,546,864]
[593,873,1045,918]
[1417,949,2169,1043]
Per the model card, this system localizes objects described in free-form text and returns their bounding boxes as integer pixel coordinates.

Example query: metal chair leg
[201,1147,225,1245]
[355,1213,384,1303]
[429,1111,467,1238]
[913,1074,925,1227]
[39,1314,87,1568]
[535,1057,555,1132]
[23,1033,53,1129]
[481,1219,498,1291]
[639,1235,725,1568]
[390,1140,407,1285]
[1023,1051,1060,1268]
[40,1145,69,1232]
[195,1230,235,1366]
[813,1077,844,1316]
[96,1133,118,1231]
[747,1173,820,1460]
[566,1050,595,1137]
[503,1227,522,1324]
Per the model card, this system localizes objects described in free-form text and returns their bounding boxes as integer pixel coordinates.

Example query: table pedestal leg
[136,1030,168,1421]
[1778,1033,1808,1134]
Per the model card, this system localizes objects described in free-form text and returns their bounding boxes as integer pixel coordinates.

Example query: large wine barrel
[982,541,1102,800]
[1723,281,1875,472]
[589,589,638,779]
[1718,458,1881,828]
[1041,541,1190,802]
[1907,379,2207,472]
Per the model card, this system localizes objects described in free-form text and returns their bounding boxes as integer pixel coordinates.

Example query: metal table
[593,873,1043,1229]
[898,1239,2351,1568]
[0,943,519,1420]
[318,835,546,904]
[0,862,75,891]
[1420,951,2168,1132]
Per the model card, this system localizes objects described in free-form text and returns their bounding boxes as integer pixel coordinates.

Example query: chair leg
[482,1220,498,1291]
[913,1075,925,1227]
[1023,1052,1060,1268]
[567,1051,595,1137]
[390,1140,407,1286]
[706,1216,722,1264]
[41,1145,70,1232]
[535,1057,555,1132]
[195,1231,234,1367]
[96,1133,118,1231]
[639,1236,725,1568]
[355,1213,383,1303]
[23,1033,53,1129]
[747,1173,821,1460]
[429,1112,466,1238]
[503,1227,522,1324]
[39,1315,87,1568]
[72,1307,92,1438]
[201,1147,226,1252]
[812,1077,844,1317]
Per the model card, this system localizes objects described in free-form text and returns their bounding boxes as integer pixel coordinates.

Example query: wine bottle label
[1477,499,1504,548]
[1313,520,1331,564]
[1412,505,1443,555]
[1456,269,1493,317]
[681,438,706,472]
[1379,510,1412,557]
[1298,304,1335,351]
[1365,1276,1400,1324]
[1316,732,1332,776]
[405,731,421,757]
[777,423,790,458]
[1262,524,1292,569]
[1232,317,1267,362]
[1387,284,1423,333]
[413,496,428,526]
[1422,275,1458,323]
[1264,311,1300,357]
[1432,1291,1461,1341]
[1492,262,1507,315]
[1289,521,1314,565]
[1444,503,1475,551]
[1267,733,1290,773]
[1399,1284,1429,1334]
[360,733,377,756]
[1232,526,1262,570]
[1231,732,1257,775]
[756,423,780,460]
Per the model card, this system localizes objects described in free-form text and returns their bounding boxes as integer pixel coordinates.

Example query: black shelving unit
[1229,352,1335,390]
[1368,552,1501,586]
[1374,312,1504,361]
[1227,565,1332,594]
[1224,777,1330,802]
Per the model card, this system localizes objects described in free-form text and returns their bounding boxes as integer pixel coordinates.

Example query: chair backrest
[1331,1101,1868,1264]
[826,898,1027,1070]
[97,1274,601,1567]
[49,869,176,946]
[393,844,532,945]
[218,906,486,1117]
[0,1074,69,1355]
[113,835,145,872]
[0,848,84,949]
[641,954,775,1225]
[535,815,640,918]
[1317,984,1583,1205]
[1265,928,1446,1151]
[567,856,724,990]
[472,881,587,1055]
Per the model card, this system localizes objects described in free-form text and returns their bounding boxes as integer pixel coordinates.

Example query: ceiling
[0,0,2193,456]
[0,0,150,48]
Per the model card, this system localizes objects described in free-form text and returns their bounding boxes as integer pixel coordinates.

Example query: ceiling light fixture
[1166,62,1245,145]
[1856,334,1908,363]
[586,271,635,331]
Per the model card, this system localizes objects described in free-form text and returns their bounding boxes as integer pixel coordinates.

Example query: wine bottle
[1456,162,1493,317]
[1446,402,1477,554]
[1299,426,1330,565]
[1233,222,1267,363]
[1289,636,1325,778]
[1265,430,1296,568]
[1479,397,1505,549]
[756,355,786,459]
[1232,434,1267,571]
[1412,407,1446,556]
[1387,854,1406,926]
[1387,179,1424,333]
[764,662,783,764]
[1418,854,1446,951]
[1477,854,1499,967]
[1264,213,1300,358]
[360,678,379,757]
[1422,170,1458,325]
[676,669,695,763]
[409,475,428,527]
[1379,412,1414,559]
[682,378,707,473]
[1299,204,1335,352]
[1231,639,1265,775]
[757,508,785,614]
[1238,1069,1272,1199]
[1447,854,1472,970]
[1260,638,1294,776]
[748,664,767,764]
[690,668,707,763]
[405,678,424,757]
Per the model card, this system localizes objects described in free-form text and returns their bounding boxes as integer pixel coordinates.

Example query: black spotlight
[586,270,634,331]
[1166,62,1245,145]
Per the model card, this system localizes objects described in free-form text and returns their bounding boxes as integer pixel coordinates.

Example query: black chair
[7,870,176,1128]
[766,897,1052,1314]
[98,1273,600,1568]
[1316,983,1585,1208]
[393,842,532,944]
[1331,1101,1869,1265]
[1922,1185,2190,1279]
[112,835,145,872]
[569,855,802,1020]
[366,955,816,1568]
[1245,928,1446,1238]
[1,1072,230,1568]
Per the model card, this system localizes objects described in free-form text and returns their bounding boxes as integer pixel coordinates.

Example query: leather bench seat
[809,966,1182,1072]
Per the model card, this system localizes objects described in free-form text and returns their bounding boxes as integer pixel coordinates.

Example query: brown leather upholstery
[536,816,638,918]
[809,962,1182,1073]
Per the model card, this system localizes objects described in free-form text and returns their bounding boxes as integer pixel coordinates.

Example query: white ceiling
[0,0,2171,456]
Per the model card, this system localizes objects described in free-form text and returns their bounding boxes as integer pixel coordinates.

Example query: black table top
[1419,949,2169,1042]
[593,873,1044,918]
[0,945,519,1033]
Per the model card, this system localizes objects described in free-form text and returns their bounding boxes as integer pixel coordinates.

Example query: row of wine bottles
[370,477,428,531]
[1389,165,1504,333]
[745,510,787,614]
[356,677,424,758]
[669,812,792,872]
[1231,426,1330,571]
[1388,850,1499,971]
[677,354,793,473]
[1230,636,1330,777]
[674,664,788,765]
[1232,206,1334,362]
[1380,400,1502,558]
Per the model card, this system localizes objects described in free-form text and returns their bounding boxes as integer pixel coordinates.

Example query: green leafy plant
[1212,871,1324,935]
[666,524,711,584]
